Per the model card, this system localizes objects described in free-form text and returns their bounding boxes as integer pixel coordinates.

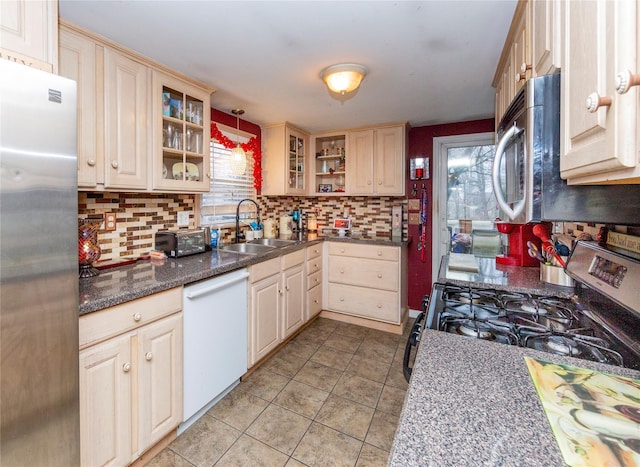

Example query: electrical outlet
[177,211,189,227]
[105,212,116,231]
[409,213,420,225]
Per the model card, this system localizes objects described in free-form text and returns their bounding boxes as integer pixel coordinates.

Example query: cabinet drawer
[79,287,182,349]
[307,257,322,276]
[327,283,399,323]
[328,256,398,292]
[328,242,398,261]
[306,244,322,261]
[307,270,322,290]
[307,284,322,319]
[282,249,305,269]
[250,257,280,283]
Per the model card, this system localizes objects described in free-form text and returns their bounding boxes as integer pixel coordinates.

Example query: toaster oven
[154,228,209,257]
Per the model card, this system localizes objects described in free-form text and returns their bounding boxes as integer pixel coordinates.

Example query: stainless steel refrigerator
[0,59,80,465]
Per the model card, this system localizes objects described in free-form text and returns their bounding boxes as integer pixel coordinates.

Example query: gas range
[404,241,640,382]
[426,283,633,368]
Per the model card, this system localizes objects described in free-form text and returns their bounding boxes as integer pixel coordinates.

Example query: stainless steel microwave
[493,73,640,226]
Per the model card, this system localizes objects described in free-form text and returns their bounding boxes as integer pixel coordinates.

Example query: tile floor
[148,317,413,467]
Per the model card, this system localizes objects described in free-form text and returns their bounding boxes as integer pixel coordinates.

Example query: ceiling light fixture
[320,63,367,95]
[230,109,247,175]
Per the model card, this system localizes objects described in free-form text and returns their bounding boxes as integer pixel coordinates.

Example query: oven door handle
[492,124,526,221]
[403,311,426,383]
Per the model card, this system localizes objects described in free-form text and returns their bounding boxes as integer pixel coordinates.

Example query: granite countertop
[388,330,640,466]
[438,255,576,298]
[79,234,409,315]
[389,255,639,465]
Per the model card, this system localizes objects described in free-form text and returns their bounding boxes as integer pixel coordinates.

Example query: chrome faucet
[235,198,261,243]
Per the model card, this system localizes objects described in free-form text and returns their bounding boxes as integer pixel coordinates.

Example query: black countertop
[79,234,409,315]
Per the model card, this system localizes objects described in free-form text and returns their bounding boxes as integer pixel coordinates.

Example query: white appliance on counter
[180,268,249,433]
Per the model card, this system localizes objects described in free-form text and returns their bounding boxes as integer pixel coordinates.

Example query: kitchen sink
[220,243,276,255]
[248,238,297,247]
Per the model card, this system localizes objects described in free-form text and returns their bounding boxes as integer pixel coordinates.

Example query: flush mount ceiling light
[230,109,247,175]
[320,63,367,95]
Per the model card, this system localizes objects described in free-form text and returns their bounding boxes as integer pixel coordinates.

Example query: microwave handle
[492,124,526,221]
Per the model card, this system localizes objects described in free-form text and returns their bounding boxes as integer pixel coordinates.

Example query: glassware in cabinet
[155,74,210,191]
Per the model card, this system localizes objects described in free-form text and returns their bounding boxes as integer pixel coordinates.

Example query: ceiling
[58,0,517,134]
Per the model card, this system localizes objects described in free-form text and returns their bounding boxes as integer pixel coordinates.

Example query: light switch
[177,211,189,227]
[408,199,420,211]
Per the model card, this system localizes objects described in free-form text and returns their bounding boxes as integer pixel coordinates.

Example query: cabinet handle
[285,285,290,292]
[314,263,319,269]
[87,159,96,167]
[145,352,153,361]
[377,304,382,308]
[206,173,212,179]
[279,289,283,296]
[314,278,319,283]
[133,313,142,322]
[314,299,319,304]
[586,92,612,113]
[340,248,345,253]
[122,363,131,373]
[515,63,532,83]
[367,180,372,185]
[340,297,344,301]
[314,249,319,254]
[111,160,119,169]
[377,273,383,279]
[377,251,382,256]
[615,70,640,94]
[340,269,344,274]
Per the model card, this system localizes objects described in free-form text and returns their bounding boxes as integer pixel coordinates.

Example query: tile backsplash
[79,192,407,262]
[79,192,196,261]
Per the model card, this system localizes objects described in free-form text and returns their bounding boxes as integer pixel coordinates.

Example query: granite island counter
[389,254,640,466]
[388,329,640,466]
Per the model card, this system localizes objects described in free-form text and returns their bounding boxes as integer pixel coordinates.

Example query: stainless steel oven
[404,241,640,382]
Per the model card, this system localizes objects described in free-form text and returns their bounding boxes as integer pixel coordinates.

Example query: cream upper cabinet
[0,0,57,72]
[493,1,530,127]
[103,47,150,190]
[347,129,375,194]
[560,0,640,184]
[347,124,406,195]
[151,71,211,192]
[58,27,100,187]
[59,20,214,192]
[262,122,308,195]
[530,0,562,76]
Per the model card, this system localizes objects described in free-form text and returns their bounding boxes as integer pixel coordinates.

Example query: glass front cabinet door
[152,71,211,192]
[288,130,306,193]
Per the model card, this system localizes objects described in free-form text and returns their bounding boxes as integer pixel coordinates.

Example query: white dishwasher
[180,268,249,433]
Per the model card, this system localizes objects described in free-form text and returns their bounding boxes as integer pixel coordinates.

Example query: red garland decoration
[211,123,262,191]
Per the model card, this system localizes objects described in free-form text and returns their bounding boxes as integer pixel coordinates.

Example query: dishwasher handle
[185,271,249,300]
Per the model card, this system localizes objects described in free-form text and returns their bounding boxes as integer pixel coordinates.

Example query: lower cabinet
[306,244,323,320]
[248,250,307,367]
[79,288,183,466]
[326,242,407,326]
